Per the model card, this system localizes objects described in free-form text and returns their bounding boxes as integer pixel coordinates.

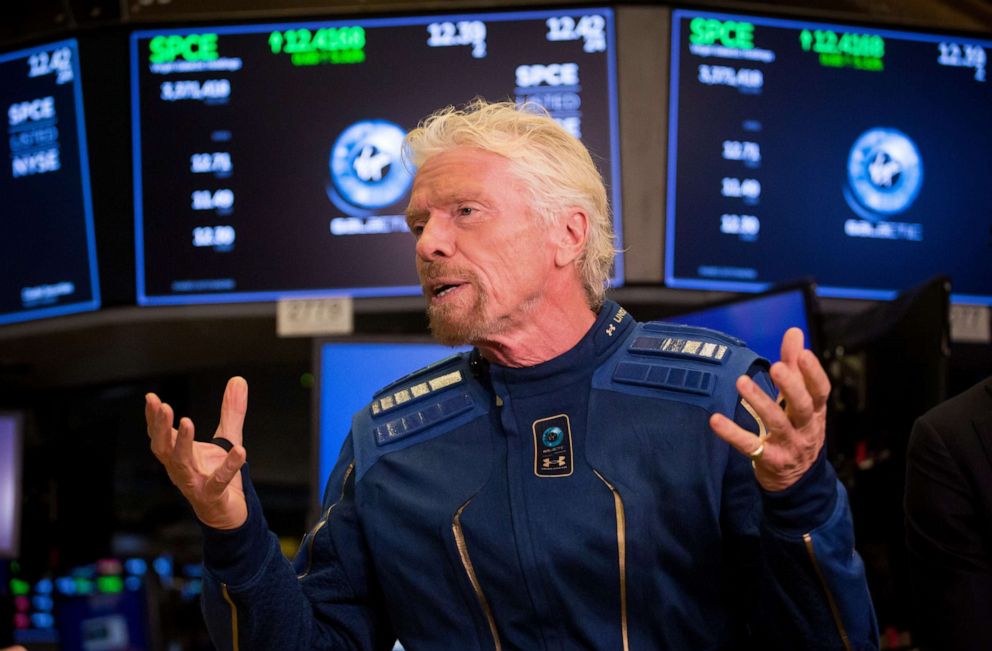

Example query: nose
[415,214,456,261]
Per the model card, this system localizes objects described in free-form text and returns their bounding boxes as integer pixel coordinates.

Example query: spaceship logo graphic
[844,128,923,221]
[327,120,413,216]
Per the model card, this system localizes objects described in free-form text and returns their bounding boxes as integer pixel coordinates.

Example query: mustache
[417,262,477,285]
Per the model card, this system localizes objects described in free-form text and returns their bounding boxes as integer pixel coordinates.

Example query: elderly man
[146,101,877,650]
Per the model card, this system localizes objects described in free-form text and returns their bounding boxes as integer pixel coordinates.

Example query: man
[146,100,877,650]
[905,375,992,650]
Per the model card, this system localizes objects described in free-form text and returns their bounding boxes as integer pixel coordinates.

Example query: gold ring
[748,441,765,461]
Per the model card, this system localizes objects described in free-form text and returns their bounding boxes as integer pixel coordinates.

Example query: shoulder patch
[351,352,488,481]
[595,320,762,419]
[631,322,748,365]
[366,353,480,447]
[373,353,464,397]
[370,367,465,417]
[373,392,474,446]
[629,335,730,364]
[613,361,715,396]
[642,322,745,346]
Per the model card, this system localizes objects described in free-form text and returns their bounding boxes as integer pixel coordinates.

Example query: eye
[409,223,425,237]
[457,206,476,216]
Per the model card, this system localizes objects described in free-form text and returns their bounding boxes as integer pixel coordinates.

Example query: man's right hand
[145,377,249,530]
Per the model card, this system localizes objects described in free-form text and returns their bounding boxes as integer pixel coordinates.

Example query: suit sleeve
[905,416,992,651]
[199,434,395,651]
[722,365,879,650]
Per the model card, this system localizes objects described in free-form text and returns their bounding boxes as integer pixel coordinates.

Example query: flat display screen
[667,10,992,304]
[668,284,814,363]
[131,8,621,305]
[8,557,157,647]
[316,341,468,498]
[1,39,100,324]
[0,413,22,559]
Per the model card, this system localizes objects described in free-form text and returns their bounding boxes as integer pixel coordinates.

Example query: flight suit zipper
[298,461,355,580]
[452,497,502,651]
[593,469,629,651]
[802,532,852,651]
[220,583,240,651]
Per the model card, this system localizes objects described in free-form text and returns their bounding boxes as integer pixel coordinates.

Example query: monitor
[8,557,158,649]
[53,559,152,651]
[314,341,469,500]
[0,413,23,559]
[1,39,101,324]
[131,8,621,305]
[666,10,992,304]
[667,282,817,363]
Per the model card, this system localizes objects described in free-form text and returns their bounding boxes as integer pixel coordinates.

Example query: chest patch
[532,414,574,478]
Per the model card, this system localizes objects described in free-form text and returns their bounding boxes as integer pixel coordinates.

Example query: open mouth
[431,282,465,299]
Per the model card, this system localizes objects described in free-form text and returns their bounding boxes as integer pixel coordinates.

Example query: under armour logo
[542,456,566,469]
[606,324,616,337]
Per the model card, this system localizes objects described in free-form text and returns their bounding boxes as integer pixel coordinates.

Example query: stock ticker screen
[131,9,620,305]
[667,10,992,304]
[1,39,100,325]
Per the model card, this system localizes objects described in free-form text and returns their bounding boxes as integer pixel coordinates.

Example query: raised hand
[145,377,250,529]
[709,328,830,492]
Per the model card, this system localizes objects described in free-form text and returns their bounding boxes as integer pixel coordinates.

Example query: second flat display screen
[132,9,620,304]
[667,10,992,304]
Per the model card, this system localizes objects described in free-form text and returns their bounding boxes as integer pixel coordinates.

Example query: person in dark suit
[905,375,992,650]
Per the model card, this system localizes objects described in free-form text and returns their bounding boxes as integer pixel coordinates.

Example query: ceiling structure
[1,0,990,48]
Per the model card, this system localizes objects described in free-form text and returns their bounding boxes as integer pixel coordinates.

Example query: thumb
[217,376,248,446]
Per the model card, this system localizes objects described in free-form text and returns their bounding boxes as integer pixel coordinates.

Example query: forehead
[409,147,518,200]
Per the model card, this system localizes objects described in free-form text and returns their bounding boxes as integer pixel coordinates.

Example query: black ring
[210,437,234,453]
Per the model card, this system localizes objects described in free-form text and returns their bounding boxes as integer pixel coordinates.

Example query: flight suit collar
[487,300,634,394]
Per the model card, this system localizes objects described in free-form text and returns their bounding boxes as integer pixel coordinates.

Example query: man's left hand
[709,327,830,492]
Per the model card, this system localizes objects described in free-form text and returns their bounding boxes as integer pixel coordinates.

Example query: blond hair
[404,99,616,310]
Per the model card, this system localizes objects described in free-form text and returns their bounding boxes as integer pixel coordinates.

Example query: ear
[554,208,589,268]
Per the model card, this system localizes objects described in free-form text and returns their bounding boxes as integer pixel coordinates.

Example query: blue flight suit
[200,301,878,650]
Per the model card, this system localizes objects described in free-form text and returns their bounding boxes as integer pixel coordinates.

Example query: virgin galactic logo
[843,128,923,221]
[327,120,413,216]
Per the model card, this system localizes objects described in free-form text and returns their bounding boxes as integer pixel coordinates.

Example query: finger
[770,361,814,425]
[144,393,160,437]
[799,349,831,411]
[217,376,248,446]
[150,401,177,459]
[709,412,765,459]
[779,327,805,368]
[171,417,197,472]
[204,446,247,500]
[145,393,165,438]
[737,375,792,434]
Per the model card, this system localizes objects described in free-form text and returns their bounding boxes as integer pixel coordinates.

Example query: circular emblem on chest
[542,426,565,448]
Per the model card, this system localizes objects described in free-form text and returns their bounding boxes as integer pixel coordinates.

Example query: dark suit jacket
[905,376,992,651]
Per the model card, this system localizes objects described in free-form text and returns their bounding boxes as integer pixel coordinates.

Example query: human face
[405,147,557,346]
